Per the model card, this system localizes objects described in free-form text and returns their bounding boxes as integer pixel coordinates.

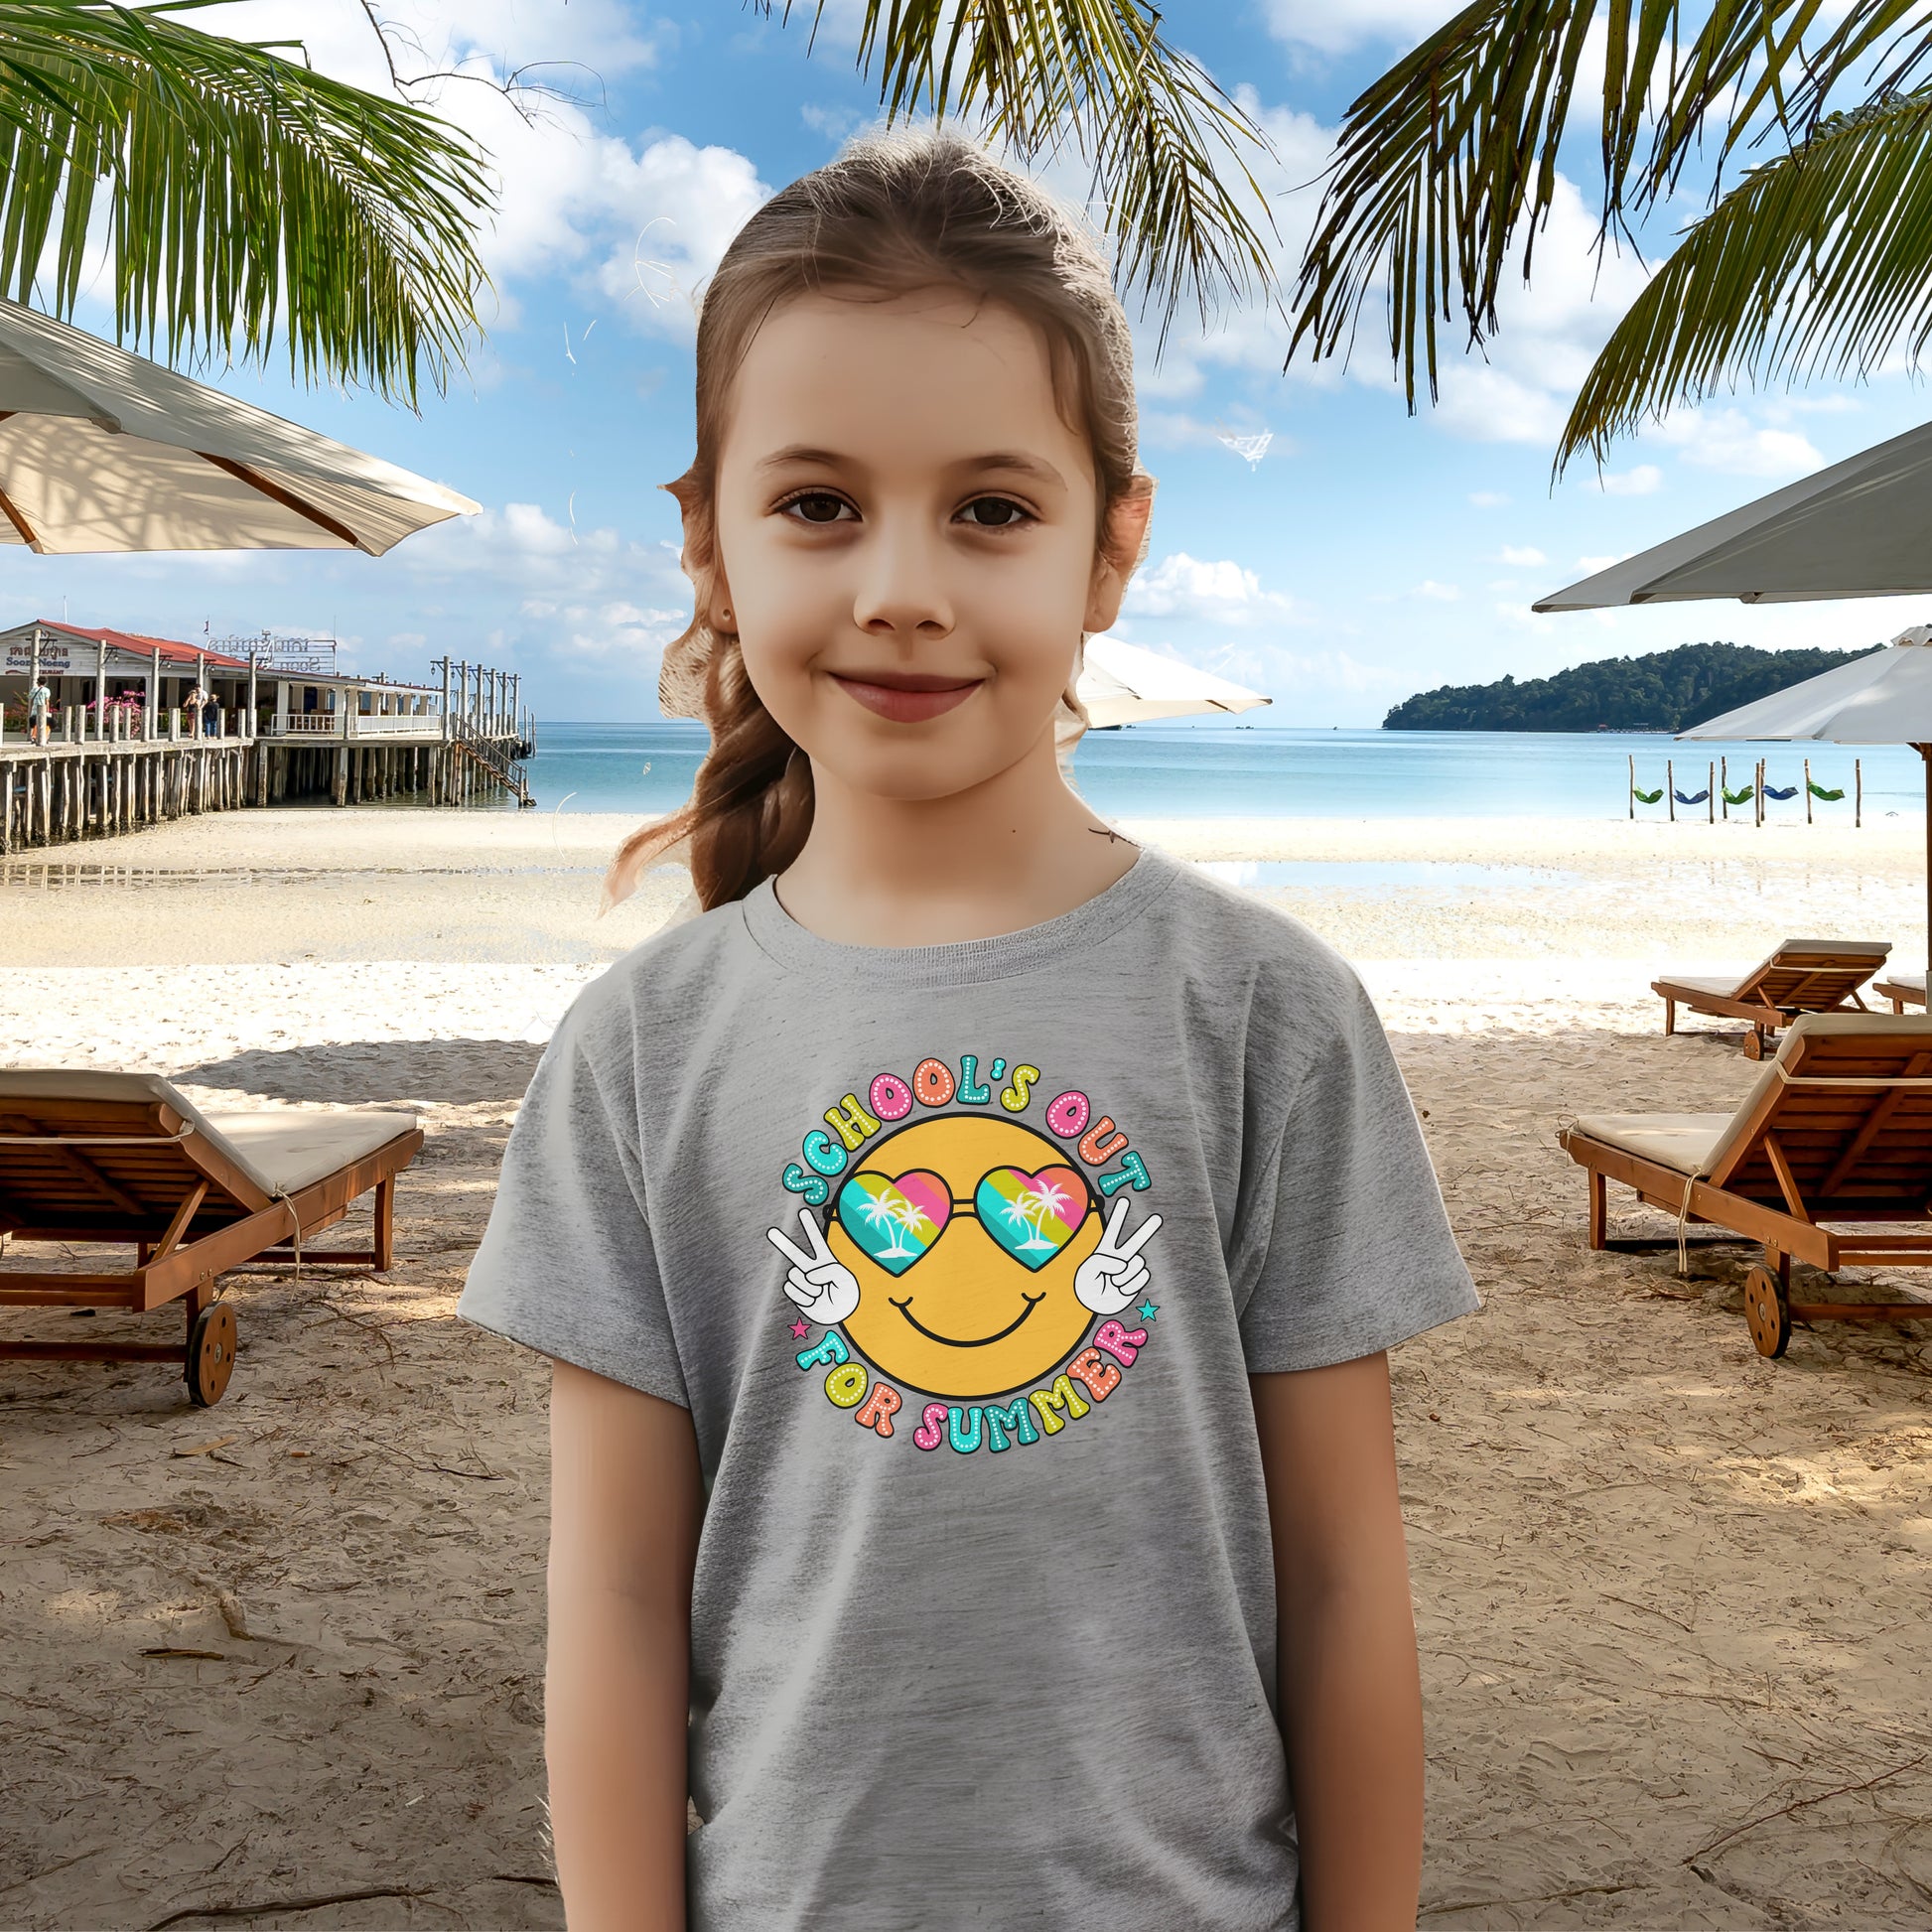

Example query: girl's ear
[1084,474,1157,634]
[669,477,737,634]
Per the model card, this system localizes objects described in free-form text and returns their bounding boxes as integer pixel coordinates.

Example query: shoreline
[0,805,1921,975]
[2,801,1923,867]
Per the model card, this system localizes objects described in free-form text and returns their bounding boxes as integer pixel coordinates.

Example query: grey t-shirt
[460,847,1478,1931]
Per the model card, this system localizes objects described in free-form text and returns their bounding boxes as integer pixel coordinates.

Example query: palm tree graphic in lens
[860,1182,931,1263]
[999,1174,1073,1256]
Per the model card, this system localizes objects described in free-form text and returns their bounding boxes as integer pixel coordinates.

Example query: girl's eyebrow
[754,444,1066,489]
[756,444,845,472]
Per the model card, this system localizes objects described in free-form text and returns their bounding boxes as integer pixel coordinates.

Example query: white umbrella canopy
[1535,418,1932,611]
[1681,626,1932,988]
[0,300,477,556]
[1678,626,1932,744]
[1077,634,1271,727]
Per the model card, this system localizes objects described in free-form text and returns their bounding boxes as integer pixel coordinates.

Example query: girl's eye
[779,491,855,524]
[958,496,1033,528]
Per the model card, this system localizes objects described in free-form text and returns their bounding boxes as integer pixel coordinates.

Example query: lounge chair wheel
[186,1301,237,1407]
[1742,1029,1766,1061]
[1743,1265,1791,1359]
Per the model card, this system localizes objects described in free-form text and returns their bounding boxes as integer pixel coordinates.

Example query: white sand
[3,807,1931,1926]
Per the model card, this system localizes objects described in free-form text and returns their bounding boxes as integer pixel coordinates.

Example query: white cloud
[200,3,766,339]
[1422,177,1654,446]
[392,501,687,621]
[1195,639,1405,699]
[1412,579,1461,601]
[1650,407,1824,479]
[1123,551,1303,626]
[1576,554,1626,572]
[395,501,691,675]
[525,600,690,662]
[1499,545,1546,566]
[1598,464,1664,496]
[1108,87,1336,401]
[586,137,771,335]
[1261,0,1450,55]
[801,102,870,145]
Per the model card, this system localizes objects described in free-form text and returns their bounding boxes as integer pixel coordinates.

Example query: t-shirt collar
[738,843,1179,988]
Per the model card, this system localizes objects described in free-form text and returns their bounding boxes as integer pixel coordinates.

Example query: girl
[460,129,1477,1932]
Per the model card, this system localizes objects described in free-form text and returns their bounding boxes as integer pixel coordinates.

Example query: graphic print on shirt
[766,1055,1161,1455]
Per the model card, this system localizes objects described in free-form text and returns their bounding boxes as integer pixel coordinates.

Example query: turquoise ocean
[521,722,1928,822]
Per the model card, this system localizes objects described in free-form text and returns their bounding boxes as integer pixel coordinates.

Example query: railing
[2,708,246,747]
[260,711,444,740]
[449,713,532,804]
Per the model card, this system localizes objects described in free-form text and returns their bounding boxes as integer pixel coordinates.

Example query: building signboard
[5,641,71,673]
[212,632,338,676]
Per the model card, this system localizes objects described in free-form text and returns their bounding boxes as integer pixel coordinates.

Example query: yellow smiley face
[829,1114,1103,1402]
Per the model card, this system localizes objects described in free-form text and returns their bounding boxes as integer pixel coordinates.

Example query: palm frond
[1559,84,1932,468]
[0,1,490,403]
[768,0,1279,345]
[1288,0,1830,410]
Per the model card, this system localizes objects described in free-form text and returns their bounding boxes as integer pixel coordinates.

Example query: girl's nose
[851,520,954,639]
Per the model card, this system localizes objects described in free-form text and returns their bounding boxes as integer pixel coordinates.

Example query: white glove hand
[1074,1197,1163,1314]
[767,1207,861,1326]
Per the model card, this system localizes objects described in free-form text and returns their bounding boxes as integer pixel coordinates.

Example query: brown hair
[606,125,1149,911]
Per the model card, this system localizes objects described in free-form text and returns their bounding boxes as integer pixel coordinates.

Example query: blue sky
[14,0,1932,725]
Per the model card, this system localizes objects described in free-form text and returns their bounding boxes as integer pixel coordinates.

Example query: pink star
[789,1318,810,1339]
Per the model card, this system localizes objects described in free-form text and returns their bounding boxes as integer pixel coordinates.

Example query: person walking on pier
[26,671,50,746]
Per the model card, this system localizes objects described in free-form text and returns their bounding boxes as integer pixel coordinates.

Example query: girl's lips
[829,672,982,724]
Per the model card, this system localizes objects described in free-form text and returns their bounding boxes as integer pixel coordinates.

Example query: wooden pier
[1,648,532,854]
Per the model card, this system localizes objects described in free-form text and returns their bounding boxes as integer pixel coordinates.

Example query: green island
[1383,640,1882,733]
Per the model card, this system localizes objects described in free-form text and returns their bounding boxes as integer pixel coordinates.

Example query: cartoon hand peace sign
[1073,1198,1163,1314]
[766,1208,862,1326]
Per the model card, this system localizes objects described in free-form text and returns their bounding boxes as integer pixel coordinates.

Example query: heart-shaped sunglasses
[835,1164,1092,1276]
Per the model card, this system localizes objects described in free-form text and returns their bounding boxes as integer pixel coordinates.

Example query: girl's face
[708,289,1136,802]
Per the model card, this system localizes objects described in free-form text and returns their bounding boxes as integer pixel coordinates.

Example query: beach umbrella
[1077,634,1271,727]
[1680,627,1932,990]
[1533,417,1932,611]
[0,299,476,556]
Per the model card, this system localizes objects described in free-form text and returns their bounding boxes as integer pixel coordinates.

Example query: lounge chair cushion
[1657,938,1891,1004]
[1572,1113,1733,1174]
[199,1110,420,1195]
[0,1069,417,1200]
[1577,1013,1932,1183]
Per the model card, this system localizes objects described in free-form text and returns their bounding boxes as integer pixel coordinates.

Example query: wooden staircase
[450,716,534,806]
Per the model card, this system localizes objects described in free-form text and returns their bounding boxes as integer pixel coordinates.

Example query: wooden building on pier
[0,621,532,854]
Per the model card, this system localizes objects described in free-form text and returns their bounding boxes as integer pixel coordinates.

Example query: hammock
[1673,788,1711,805]
[1807,780,1846,801]
[1632,785,1663,804]
[1763,783,1799,800]
[1723,784,1756,805]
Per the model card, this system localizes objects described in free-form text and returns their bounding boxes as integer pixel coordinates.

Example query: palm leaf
[1289,0,1834,411]
[0,2,490,403]
[764,0,1279,345]
[1559,85,1932,468]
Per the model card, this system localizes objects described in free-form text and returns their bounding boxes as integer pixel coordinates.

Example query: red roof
[33,622,252,671]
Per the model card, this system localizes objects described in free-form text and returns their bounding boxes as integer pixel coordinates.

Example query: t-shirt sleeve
[1230,970,1479,1373]
[456,1009,688,1408]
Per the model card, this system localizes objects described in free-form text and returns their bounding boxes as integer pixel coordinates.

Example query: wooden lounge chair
[0,1071,421,1405]
[1876,969,1926,1013]
[1559,1013,1932,1358]
[1652,937,1890,1058]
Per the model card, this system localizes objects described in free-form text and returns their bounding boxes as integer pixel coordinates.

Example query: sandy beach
[4,804,1930,1928]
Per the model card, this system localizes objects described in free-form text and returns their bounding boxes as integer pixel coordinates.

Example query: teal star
[1138,1299,1159,1323]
